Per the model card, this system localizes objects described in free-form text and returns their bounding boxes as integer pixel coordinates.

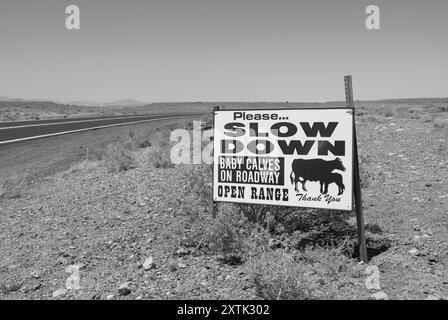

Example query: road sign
[212,107,354,211]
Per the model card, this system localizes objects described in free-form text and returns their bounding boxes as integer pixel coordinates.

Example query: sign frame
[212,106,355,211]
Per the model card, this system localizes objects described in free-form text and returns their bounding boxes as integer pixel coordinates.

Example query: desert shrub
[173,162,363,268]
[236,204,270,225]
[365,223,382,234]
[435,141,447,155]
[172,165,219,253]
[172,201,250,260]
[358,153,374,190]
[103,142,136,173]
[179,165,303,228]
[359,167,372,189]
[249,246,362,300]
[178,165,300,228]
[0,281,22,295]
[145,128,174,168]
[365,115,379,122]
[173,166,266,259]
[236,204,314,233]
[0,180,6,198]
[179,120,194,130]
[119,127,174,154]
[427,103,448,113]
[122,129,150,149]
[433,117,446,130]
[175,164,357,252]
[206,204,248,260]
[383,107,394,117]
[177,164,213,218]
[284,213,355,250]
[170,165,213,248]
[152,128,171,148]
[64,160,102,176]
[235,204,356,251]
[395,106,409,118]
[85,146,107,161]
[249,250,319,300]
[137,137,152,148]
[0,174,29,199]
[147,146,173,168]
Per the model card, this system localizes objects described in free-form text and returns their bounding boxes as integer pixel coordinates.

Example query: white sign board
[213,108,353,211]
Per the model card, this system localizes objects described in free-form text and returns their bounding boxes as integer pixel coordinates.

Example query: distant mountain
[68,99,146,107]
[0,96,26,102]
[68,101,101,107]
[0,96,60,103]
[104,99,146,107]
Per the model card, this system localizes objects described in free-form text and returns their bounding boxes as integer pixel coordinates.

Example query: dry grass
[64,160,103,175]
[0,173,28,199]
[123,129,153,149]
[172,163,364,273]
[0,180,6,198]
[78,126,175,173]
[103,143,136,173]
[0,281,22,295]
[433,117,446,130]
[383,107,395,118]
[248,246,363,300]
[145,129,174,169]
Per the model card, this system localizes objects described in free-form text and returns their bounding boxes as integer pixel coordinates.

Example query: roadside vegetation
[173,164,373,299]
[75,127,175,173]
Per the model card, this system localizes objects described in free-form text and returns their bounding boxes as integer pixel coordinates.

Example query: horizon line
[0,96,447,106]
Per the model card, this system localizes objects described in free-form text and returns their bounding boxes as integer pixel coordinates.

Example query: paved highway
[0,113,199,145]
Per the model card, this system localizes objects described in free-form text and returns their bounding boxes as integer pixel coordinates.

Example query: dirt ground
[0,101,447,300]
[355,104,448,299]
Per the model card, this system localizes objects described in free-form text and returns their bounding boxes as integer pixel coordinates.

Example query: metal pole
[345,75,368,263]
[212,105,220,218]
[344,75,354,108]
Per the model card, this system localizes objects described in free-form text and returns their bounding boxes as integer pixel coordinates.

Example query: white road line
[0,114,167,130]
[0,116,192,145]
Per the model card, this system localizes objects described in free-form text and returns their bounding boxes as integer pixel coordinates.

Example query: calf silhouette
[320,172,345,195]
[290,158,345,193]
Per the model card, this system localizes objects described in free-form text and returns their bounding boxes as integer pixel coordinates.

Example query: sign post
[345,75,368,263]
[212,105,220,219]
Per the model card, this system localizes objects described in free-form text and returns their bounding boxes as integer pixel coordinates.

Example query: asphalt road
[0,113,199,144]
[0,114,203,190]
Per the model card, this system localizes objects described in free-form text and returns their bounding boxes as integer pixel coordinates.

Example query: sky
[0,0,447,103]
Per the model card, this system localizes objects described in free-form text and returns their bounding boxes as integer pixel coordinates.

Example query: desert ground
[0,99,447,300]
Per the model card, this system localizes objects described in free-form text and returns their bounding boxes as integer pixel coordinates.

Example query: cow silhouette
[290,158,346,193]
[320,172,345,195]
